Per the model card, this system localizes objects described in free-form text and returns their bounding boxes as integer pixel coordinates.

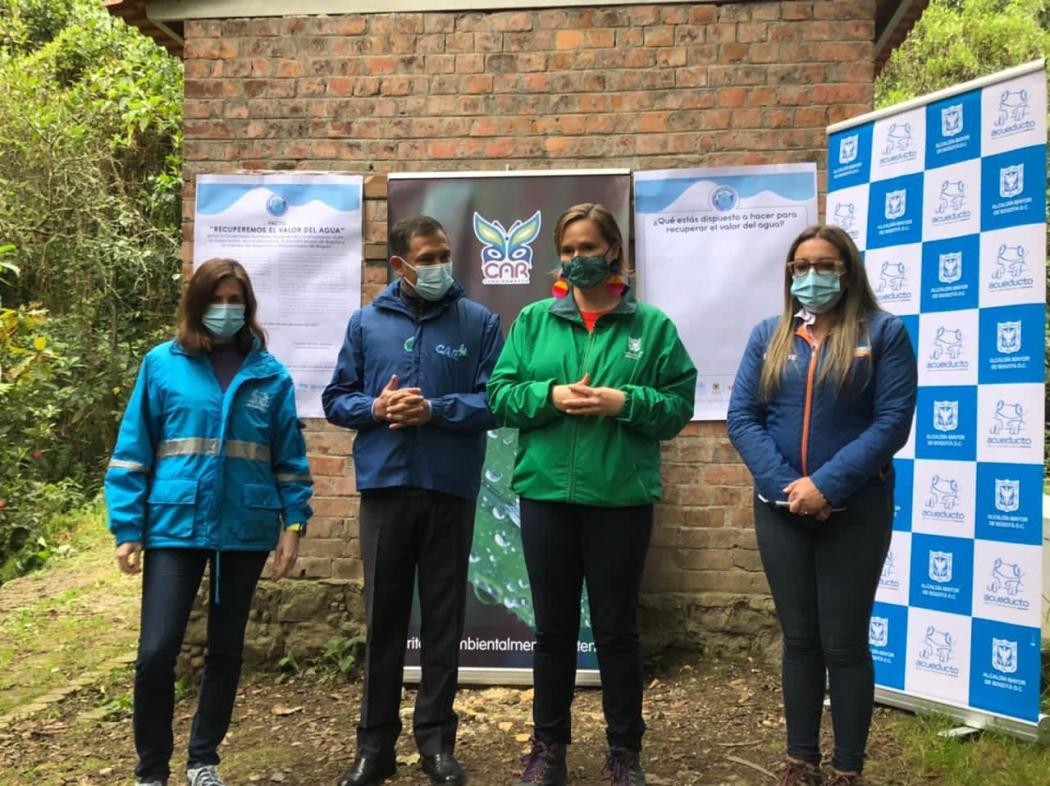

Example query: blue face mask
[790,271,843,313]
[203,304,246,338]
[404,260,454,301]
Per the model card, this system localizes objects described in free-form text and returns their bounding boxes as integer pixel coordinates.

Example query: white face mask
[401,260,454,301]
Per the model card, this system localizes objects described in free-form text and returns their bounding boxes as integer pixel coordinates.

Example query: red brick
[554,29,583,50]
[455,53,484,73]
[309,455,348,477]
[644,26,674,47]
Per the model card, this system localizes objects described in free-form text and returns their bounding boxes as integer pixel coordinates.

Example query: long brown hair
[176,258,266,355]
[552,202,632,275]
[758,225,880,400]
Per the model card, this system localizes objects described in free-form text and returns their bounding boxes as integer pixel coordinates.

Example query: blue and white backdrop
[826,60,1047,735]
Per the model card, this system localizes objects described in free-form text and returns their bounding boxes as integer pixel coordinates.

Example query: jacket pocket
[239,482,281,543]
[146,479,198,541]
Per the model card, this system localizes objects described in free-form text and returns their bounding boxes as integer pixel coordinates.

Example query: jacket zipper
[798,328,821,477]
[566,325,597,503]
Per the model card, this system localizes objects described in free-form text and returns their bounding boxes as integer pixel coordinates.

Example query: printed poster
[633,164,819,420]
[193,173,364,417]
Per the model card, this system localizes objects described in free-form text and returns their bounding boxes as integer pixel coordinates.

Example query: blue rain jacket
[727,309,917,507]
[322,280,503,500]
[105,340,313,550]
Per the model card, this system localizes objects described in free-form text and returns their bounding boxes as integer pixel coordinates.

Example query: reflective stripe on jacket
[727,309,917,507]
[104,340,313,551]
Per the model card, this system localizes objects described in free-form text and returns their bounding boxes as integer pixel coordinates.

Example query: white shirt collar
[794,306,817,327]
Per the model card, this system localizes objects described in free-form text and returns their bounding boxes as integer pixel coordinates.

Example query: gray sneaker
[187,766,226,786]
[136,781,166,786]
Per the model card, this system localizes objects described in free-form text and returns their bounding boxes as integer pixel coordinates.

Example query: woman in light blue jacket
[105,258,313,786]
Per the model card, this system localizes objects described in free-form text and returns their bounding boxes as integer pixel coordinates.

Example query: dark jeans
[519,498,653,751]
[134,548,267,782]
[357,490,475,756]
[753,486,893,773]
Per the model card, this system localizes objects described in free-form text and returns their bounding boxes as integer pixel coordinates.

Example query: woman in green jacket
[488,203,696,786]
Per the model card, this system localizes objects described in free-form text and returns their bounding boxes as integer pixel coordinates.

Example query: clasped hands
[784,477,831,521]
[551,373,625,417]
[373,374,432,429]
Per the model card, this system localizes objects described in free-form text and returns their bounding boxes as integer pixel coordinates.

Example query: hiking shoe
[137,781,167,786]
[778,758,821,786]
[602,747,645,786]
[517,739,567,785]
[824,773,863,786]
[187,766,226,786]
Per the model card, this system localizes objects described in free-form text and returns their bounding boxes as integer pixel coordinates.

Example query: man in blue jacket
[324,215,503,786]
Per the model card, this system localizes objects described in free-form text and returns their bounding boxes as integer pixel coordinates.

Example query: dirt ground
[0,647,918,786]
[0,526,915,785]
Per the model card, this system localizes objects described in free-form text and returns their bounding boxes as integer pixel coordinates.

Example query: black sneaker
[602,747,645,786]
[517,738,567,785]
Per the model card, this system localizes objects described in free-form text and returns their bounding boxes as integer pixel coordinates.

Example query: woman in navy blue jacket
[727,225,916,786]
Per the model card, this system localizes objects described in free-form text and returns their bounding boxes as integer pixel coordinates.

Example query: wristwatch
[286,522,305,535]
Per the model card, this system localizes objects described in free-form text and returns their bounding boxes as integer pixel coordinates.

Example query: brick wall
[179,1,876,651]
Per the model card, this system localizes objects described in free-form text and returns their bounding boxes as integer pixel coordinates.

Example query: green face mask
[562,255,610,289]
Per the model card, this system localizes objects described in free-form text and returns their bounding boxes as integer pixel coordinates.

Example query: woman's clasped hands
[551,373,626,417]
[784,477,831,520]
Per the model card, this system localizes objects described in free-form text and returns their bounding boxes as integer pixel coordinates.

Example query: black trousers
[134,548,267,782]
[753,485,893,773]
[519,498,653,751]
[357,490,475,756]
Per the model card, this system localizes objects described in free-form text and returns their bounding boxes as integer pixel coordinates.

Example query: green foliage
[876,0,1050,107]
[0,0,183,579]
[320,635,366,679]
[0,304,83,576]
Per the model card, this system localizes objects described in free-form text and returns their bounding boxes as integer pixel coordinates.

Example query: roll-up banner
[388,170,631,684]
[633,164,819,420]
[193,173,365,418]
[826,60,1047,739]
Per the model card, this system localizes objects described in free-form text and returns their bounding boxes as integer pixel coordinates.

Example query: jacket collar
[170,336,276,376]
[373,278,465,319]
[548,289,637,324]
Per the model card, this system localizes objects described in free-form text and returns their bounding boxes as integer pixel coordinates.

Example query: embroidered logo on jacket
[246,390,273,413]
[624,337,644,360]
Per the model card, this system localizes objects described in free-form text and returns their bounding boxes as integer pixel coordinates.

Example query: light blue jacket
[104,340,313,551]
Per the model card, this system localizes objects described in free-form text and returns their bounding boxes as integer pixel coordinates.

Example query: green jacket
[487,294,697,507]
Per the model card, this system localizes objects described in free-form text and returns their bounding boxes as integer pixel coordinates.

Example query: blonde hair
[759,225,880,401]
[553,203,631,274]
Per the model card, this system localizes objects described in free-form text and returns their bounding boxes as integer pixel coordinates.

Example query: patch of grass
[886,711,1050,786]
[0,502,139,717]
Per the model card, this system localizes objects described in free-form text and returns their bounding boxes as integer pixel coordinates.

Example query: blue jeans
[754,485,893,773]
[133,548,267,782]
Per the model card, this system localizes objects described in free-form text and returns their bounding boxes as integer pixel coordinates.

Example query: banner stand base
[875,686,1048,742]
[937,726,981,740]
[403,666,601,688]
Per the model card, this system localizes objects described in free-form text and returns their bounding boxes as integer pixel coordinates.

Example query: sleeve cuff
[283,509,312,528]
[615,387,635,423]
[426,397,442,424]
[808,471,839,507]
[111,525,142,546]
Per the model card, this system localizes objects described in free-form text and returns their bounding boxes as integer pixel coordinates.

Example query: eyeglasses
[787,258,846,277]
